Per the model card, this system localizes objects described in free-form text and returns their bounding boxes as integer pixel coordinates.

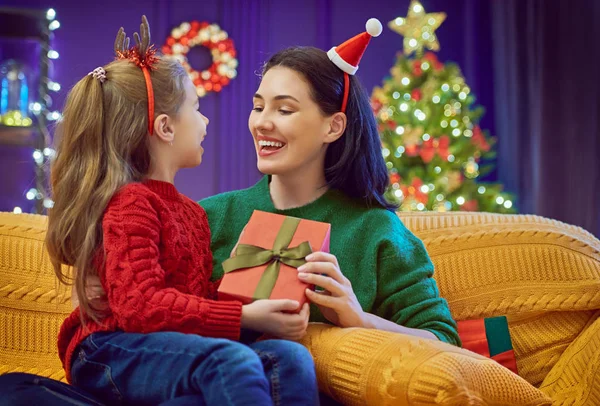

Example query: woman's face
[248,66,334,176]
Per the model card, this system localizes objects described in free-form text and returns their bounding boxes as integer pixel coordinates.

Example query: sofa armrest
[539,311,600,404]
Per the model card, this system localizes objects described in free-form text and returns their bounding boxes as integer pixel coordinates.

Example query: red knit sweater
[57,180,243,383]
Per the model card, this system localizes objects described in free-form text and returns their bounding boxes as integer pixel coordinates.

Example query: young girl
[45,16,318,406]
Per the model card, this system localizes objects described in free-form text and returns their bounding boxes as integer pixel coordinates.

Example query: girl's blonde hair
[46,20,189,322]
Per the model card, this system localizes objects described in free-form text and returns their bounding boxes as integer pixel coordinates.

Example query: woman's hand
[241,300,310,341]
[297,252,367,328]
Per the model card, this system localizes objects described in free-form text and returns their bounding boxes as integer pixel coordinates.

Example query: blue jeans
[0,372,339,405]
[0,372,104,405]
[70,331,318,406]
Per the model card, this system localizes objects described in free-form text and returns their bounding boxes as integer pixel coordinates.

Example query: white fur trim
[366,18,382,37]
[327,47,358,75]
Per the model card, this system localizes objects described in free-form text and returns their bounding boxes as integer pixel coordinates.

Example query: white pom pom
[366,18,383,37]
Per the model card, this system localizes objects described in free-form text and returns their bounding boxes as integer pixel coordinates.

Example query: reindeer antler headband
[114,15,159,136]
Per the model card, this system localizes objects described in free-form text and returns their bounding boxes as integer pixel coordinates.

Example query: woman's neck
[269,163,328,210]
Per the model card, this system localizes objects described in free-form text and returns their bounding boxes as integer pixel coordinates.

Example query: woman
[201,21,460,345]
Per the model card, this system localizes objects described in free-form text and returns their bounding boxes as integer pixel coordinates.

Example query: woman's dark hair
[262,46,397,211]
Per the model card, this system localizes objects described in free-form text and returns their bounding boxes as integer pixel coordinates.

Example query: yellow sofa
[1,211,599,405]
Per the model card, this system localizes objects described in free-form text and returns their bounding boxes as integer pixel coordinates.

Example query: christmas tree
[372,0,516,213]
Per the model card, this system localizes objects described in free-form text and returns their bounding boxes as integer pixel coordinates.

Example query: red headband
[116,46,158,135]
[327,18,382,114]
[341,73,350,113]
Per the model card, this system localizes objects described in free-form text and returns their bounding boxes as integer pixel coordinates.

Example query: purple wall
[0,0,494,211]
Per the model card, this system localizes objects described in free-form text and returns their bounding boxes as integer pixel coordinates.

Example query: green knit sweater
[200,176,460,346]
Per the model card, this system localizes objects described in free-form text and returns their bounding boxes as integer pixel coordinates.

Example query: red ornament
[437,135,451,160]
[471,125,491,152]
[377,120,395,133]
[423,52,443,71]
[411,89,422,101]
[401,177,428,205]
[413,61,423,77]
[423,52,437,62]
[419,141,434,163]
[371,99,383,113]
[405,144,419,157]
[420,135,450,163]
[390,172,401,185]
[462,200,479,212]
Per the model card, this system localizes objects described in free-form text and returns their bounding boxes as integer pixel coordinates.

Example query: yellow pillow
[300,323,551,406]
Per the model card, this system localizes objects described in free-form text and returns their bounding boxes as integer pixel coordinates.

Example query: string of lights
[10,8,60,214]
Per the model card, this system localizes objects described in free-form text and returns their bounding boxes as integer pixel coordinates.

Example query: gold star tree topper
[388,0,446,56]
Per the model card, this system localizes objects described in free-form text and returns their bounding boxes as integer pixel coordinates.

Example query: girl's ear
[153,114,175,144]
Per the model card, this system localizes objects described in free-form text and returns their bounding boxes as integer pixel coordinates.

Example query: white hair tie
[88,67,106,83]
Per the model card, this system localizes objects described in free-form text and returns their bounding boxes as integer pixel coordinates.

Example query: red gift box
[457,316,519,375]
[218,210,331,309]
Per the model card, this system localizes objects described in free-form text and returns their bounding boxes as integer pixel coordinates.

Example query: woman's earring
[169,141,173,146]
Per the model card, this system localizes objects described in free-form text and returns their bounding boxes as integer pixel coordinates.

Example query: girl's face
[173,78,209,168]
[248,67,334,176]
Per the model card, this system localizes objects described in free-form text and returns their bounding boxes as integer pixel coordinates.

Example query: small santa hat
[327,18,383,75]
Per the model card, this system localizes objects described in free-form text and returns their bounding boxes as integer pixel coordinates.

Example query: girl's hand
[73,275,106,310]
[83,276,311,340]
[298,252,366,328]
[241,300,310,341]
